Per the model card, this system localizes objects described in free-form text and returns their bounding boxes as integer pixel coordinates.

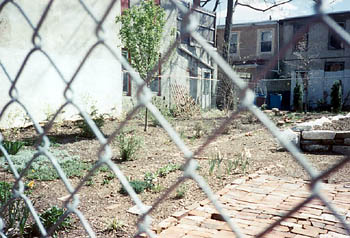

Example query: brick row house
[217,11,350,110]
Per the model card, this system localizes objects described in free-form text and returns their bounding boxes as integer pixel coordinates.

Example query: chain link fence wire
[0,0,350,237]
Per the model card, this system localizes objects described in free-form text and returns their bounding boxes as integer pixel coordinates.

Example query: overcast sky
[207,0,350,25]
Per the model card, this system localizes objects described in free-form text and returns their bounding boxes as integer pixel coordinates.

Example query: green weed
[116,132,142,161]
[119,180,148,195]
[0,140,24,156]
[0,181,30,237]
[156,163,180,177]
[175,184,187,199]
[36,206,71,236]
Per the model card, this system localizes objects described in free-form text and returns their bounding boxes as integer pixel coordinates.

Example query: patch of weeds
[34,206,71,236]
[156,163,180,177]
[102,172,116,185]
[85,176,95,186]
[208,148,251,176]
[115,131,142,161]
[144,172,157,190]
[175,184,187,199]
[106,218,126,233]
[77,109,105,138]
[0,140,24,156]
[193,122,205,139]
[119,180,148,195]
[150,184,163,193]
[0,181,30,237]
[0,149,89,181]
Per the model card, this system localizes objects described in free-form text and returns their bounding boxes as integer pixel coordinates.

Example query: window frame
[328,22,345,50]
[150,55,162,96]
[122,49,131,96]
[229,32,239,55]
[257,29,274,54]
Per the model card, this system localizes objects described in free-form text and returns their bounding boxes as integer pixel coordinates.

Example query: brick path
[151,175,350,238]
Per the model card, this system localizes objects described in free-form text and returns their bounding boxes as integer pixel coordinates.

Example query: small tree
[293,82,303,112]
[116,0,166,131]
[331,80,342,113]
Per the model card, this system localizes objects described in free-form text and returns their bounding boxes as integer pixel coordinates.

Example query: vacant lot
[1,110,349,237]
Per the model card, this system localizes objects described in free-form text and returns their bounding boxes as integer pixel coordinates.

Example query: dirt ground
[1,110,350,237]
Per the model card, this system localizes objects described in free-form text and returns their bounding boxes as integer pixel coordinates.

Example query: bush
[331,80,342,113]
[293,82,303,112]
[116,132,142,161]
[0,149,89,181]
[0,181,30,237]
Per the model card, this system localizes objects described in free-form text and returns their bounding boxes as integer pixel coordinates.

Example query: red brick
[158,226,187,238]
[188,209,211,218]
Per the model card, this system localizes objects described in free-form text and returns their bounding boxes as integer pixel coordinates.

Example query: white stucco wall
[0,0,122,128]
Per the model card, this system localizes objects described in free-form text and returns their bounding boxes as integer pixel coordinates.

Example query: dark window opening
[328,22,345,50]
[293,24,308,52]
[325,62,344,72]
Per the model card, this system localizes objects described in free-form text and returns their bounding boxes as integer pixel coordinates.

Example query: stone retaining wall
[280,113,350,154]
[300,130,350,154]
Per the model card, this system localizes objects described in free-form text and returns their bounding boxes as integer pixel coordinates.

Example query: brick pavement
[150,174,350,238]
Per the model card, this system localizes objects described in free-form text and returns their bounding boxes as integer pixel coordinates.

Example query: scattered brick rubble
[142,175,350,238]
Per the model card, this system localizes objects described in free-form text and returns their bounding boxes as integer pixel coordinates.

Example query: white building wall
[0,0,122,128]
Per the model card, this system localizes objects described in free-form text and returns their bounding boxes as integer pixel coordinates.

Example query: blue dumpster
[269,93,282,109]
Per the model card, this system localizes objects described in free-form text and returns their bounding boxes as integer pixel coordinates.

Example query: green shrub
[36,206,71,236]
[116,132,142,161]
[77,109,105,138]
[0,149,89,181]
[0,140,24,156]
[0,181,30,237]
[331,80,342,113]
[293,82,303,112]
[119,180,148,195]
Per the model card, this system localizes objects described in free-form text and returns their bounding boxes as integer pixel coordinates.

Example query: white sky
[206,0,350,25]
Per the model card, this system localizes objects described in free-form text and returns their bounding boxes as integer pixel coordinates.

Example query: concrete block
[302,144,331,152]
[333,146,350,155]
[277,129,300,148]
[302,130,336,140]
[292,123,312,132]
[312,117,332,127]
[300,140,319,145]
[335,131,350,139]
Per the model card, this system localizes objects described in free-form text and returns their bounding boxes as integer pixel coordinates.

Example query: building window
[293,24,308,52]
[150,55,162,96]
[122,49,131,96]
[229,32,238,54]
[329,22,345,50]
[325,62,344,72]
[260,30,272,53]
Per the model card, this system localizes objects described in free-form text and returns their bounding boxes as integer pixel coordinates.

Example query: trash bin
[269,93,282,109]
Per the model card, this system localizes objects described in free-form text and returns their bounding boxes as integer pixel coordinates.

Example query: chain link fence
[1,0,350,237]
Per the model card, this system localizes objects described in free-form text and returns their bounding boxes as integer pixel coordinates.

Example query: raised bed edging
[281,113,350,154]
